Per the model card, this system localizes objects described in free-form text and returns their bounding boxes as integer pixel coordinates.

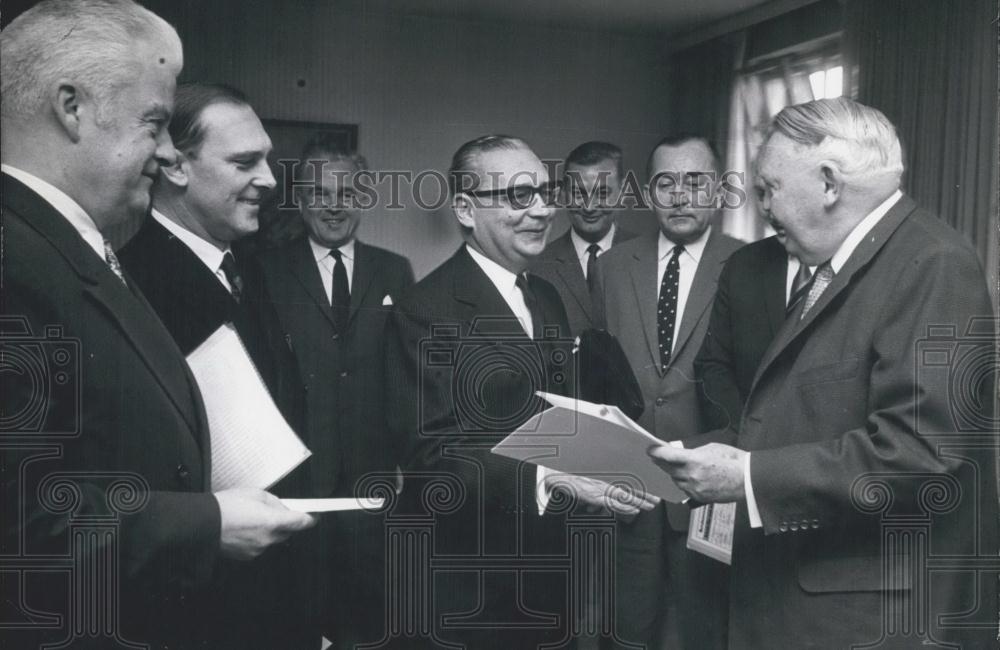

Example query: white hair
[767,97,904,183]
[1,0,181,123]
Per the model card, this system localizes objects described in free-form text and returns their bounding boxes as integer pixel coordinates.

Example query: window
[808,64,843,99]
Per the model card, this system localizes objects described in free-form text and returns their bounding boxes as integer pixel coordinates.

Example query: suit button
[340,371,349,378]
[789,521,799,531]
[778,522,788,533]
[332,333,339,340]
[811,519,820,529]
[655,397,665,406]
[176,464,190,480]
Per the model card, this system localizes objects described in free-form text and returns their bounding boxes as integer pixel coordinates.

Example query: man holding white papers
[119,82,321,648]
[593,136,742,650]
[1,4,314,649]
[385,135,622,649]
[648,99,998,649]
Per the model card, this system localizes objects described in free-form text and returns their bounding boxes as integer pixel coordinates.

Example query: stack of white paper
[186,324,312,491]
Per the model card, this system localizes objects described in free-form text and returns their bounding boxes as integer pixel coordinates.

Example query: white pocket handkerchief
[382,295,393,306]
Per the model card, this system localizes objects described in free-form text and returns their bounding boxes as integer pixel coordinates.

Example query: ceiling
[365,0,777,36]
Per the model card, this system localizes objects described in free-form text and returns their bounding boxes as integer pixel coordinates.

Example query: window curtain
[722,36,822,242]
[843,0,998,304]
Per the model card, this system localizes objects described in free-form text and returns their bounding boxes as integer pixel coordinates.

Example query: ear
[159,150,190,188]
[51,82,84,142]
[453,193,477,229]
[819,161,843,208]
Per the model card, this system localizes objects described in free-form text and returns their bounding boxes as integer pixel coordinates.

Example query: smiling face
[646,140,719,245]
[297,155,364,249]
[565,159,621,243]
[76,45,180,227]
[455,146,555,273]
[754,133,839,264]
[179,101,274,246]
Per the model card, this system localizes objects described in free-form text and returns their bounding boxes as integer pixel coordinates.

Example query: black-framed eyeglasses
[464,181,561,210]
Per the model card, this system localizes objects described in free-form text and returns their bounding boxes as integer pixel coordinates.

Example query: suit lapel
[2,175,205,442]
[453,247,528,338]
[626,234,663,374]
[348,241,376,324]
[671,229,725,362]
[550,233,594,325]
[749,196,917,395]
[287,237,338,329]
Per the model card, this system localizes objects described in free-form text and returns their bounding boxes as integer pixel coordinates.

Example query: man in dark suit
[593,135,742,649]
[0,3,313,649]
[257,135,414,646]
[650,98,998,649]
[385,135,649,649]
[118,82,320,648]
[694,236,805,431]
[531,141,636,336]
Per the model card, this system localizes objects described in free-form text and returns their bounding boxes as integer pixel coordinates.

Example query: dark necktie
[785,261,813,318]
[515,273,544,339]
[219,251,243,303]
[800,261,834,319]
[330,248,350,333]
[585,243,601,296]
[657,244,684,369]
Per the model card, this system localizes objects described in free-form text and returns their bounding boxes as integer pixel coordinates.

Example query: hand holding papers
[215,488,316,561]
[186,325,312,491]
[647,442,747,503]
[281,498,386,513]
[492,392,686,503]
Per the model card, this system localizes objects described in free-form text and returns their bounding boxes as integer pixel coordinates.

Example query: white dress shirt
[152,209,236,295]
[744,189,903,528]
[658,226,711,354]
[309,237,356,301]
[2,164,105,260]
[570,223,617,279]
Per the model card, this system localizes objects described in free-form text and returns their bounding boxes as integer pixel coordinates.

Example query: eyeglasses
[464,181,561,210]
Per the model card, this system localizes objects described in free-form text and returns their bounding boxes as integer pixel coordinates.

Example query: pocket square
[382,295,393,306]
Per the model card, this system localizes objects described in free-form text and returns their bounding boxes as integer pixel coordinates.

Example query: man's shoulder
[396,247,467,308]
[256,236,307,269]
[536,229,573,261]
[709,230,746,257]
[599,231,649,266]
[357,241,412,272]
[725,235,782,266]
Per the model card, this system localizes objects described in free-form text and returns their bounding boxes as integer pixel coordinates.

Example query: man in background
[118,81,321,648]
[595,135,742,649]
[0,2,313,649]
[649,98,998,649]
[531,141,636,336]
[258,135,414,646]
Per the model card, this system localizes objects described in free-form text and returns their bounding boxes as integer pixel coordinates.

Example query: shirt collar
[465,243,520,296]
[310,237,356,263]
[570,223,616,262]
[2,163,105,260]
[151,209,230,274]
[658,226,711,264]
[829,189,902,273]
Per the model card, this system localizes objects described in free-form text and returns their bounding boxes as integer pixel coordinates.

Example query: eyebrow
[143,104,171,121]
[226,149,268,161]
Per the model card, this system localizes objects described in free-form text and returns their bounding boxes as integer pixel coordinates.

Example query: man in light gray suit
[595,135,742,649]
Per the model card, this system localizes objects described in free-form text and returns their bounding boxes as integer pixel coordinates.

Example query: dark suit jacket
[597,227,742,529]
[384,246,576,648]
[730,195,998,649]
[119,217,305,443]
[118,216,318,649]
[257,236,414,497]
[1,174,220,649]
[530,226,636,336]
[694,236,788,432]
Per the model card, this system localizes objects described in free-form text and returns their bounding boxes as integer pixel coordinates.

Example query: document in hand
[186,324,312,491]
[491,392,686,503]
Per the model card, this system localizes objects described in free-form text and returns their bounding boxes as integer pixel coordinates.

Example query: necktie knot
[785,261,814,317]
[219,251,243,303]
[670,244,685,261]
[586,243,601,257]
[329,248,343,262]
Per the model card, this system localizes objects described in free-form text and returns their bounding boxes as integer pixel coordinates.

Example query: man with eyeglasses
[384,135,587,649]
[531,141,637,337]
[593,135,743,650]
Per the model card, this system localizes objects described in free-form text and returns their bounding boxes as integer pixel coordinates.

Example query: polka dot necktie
[657,244,684,369]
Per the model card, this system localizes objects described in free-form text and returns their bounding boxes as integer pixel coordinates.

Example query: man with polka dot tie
[594,135,742,650]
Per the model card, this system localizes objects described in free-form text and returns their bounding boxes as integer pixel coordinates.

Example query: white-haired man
[1,2,314,648]
[648,98,998,649]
